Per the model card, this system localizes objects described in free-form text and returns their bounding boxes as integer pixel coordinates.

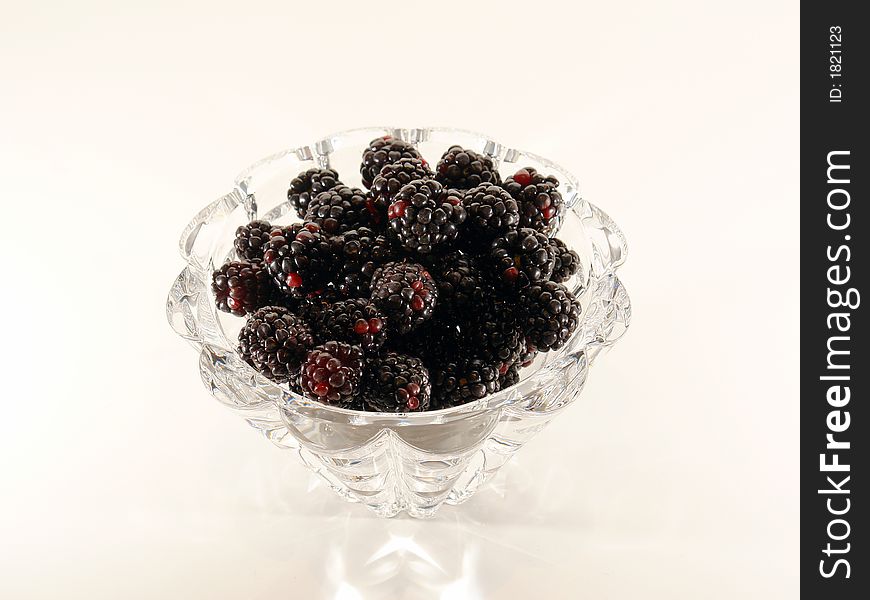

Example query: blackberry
[371,158,433,209]
[238,306,316,383]
[315,298,387,354]
[434,145,501,190]
[489,228,556,291]
[370,261,438,334]
[502,168,564,235]
[331,227,399,298]
[432,358,501,408]
[517,281,581,351]
[212,260,277,316]
[364,352,431,413]
[519,342,538,367]
[550,237,581,283]
[499,364,520,389]
[263,223,335,297]
[360,136,422,189]
[393,314,461,368]
[387,179,466,255]
[299,341,365,407]
[462,184,520,244]
[460,300,525,371]
[433,252,488,317]
[296,287,342,323]
[303,185,381,234]
[288,168,341,218]
[234,220,277,261]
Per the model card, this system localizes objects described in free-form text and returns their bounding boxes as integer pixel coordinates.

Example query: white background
[0,1,799,598]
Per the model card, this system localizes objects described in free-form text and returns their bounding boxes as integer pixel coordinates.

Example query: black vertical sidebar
[802,2,868,597]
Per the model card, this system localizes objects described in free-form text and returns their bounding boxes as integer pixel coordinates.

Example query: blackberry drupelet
[462,184,520,244]
[433,252,488,317]
[550,237,581,283]
[371,158,433,209]
[288,168,341,218]
[364,352,431,412]
[502,168,564,235]
[263,223,335,297]
[315,298,387,354]
[370,261,438,334]
[393,314,461,368]
[489,227,556,290]
[304,185,380,234]
[212,260,277,316]
[517,281,581,351]
[431,358,501,408]
[238,306,316,383]
[299,341,366,407]
[331,227,399,298]
[434,145,501,190]
[387,179,466,255]
[519,342,538,367]
[234,220,276,261]
[360,136,422,189]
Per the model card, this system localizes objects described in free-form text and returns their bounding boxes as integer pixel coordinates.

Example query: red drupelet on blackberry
[431,357,501,408]
[502,168,565,235]
[303,185,381,235]
[238,306,316,383]
[288,167,342,218]
[517,281,582,352]
[550,237,582,283]
[234,220,277,261]
[212,260,277,316]
[369,261,438,334]
[263,223,335,298]
[371,158,433,210]
[489,227,556,291]
[315,298,387,354]
[434,145,501,190]
[364,352,431,413]
[360,136,422,189]
[387,179,466,255]
[462,184,520,245]
[299,341,366,407]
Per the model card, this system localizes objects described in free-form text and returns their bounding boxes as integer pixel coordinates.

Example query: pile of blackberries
[214,136,582,413]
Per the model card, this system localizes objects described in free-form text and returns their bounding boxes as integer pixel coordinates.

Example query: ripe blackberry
[519,342,538,367]
[360,136,422,189]
[263,223,335,297]
[460,301,525,371]
[432,358,501,408]
[434,145,501,190]
[371,158,433,209]
[387,179,466,255]
[212,260,277,316]
[499,364,520,390]
[550,237,581,283]
[462,184,520,243]
[238,306,316,383]
[394,314,461,368]
[364,352,431,413]
[288,168,341,218]
[331,227,399,298]
[433,252,488,317]
[315,298,387,354]
[489,228,556,291]
[299,341,366,407]
[370,261,438,334]
[502,168,564,235]
[234,220,277,261]
[303,185,381,234]
[517,281,582,351]
[296,287,342,323]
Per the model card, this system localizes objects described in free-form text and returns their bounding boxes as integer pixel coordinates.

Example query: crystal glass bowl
[166,127,631,518]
